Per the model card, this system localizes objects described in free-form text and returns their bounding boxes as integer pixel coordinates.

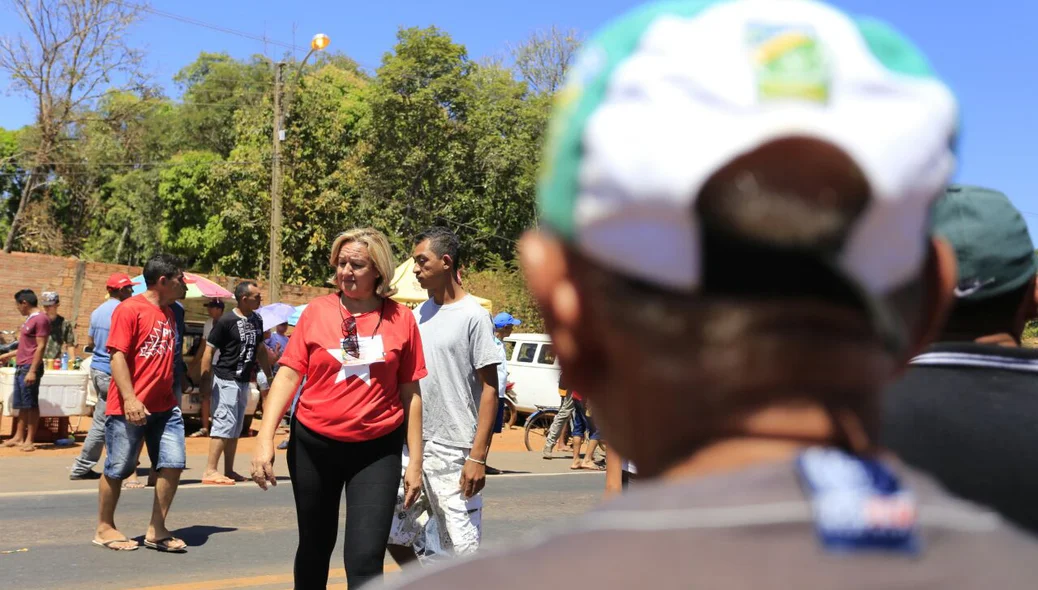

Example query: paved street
[0,451,604,589]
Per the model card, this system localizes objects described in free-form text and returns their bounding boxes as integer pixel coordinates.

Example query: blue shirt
[88,298,121,375]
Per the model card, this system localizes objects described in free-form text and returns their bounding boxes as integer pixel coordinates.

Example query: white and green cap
[539,0,958,299]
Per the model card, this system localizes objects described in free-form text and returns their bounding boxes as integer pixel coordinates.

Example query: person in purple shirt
[1,289,51,452]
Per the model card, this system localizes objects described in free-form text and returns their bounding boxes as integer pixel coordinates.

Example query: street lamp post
[269,33,330,304]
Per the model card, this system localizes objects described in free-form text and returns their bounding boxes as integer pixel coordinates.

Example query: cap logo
[953,277,996,298]
[747,23,830,104]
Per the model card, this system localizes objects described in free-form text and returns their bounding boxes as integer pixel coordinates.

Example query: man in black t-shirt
[200,281,273,485]
[884,185,1038,534]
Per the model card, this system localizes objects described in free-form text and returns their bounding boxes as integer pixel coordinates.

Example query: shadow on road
[169,525,238,547]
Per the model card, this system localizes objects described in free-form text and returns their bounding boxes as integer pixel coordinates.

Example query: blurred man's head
[413,226,462,292]
[204,299,225,319]
[234,281,262,315]
[493,312,521,339]
[142,254,187,306]
[522,1,959,476]
[932,185,1038,345]
[14,289,37,316]
[276,322,288,335]
[41,291,60,319]
[105,273,138,301]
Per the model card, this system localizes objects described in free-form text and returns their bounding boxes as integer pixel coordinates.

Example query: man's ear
[519,232,581,364]
[903,236,957,363]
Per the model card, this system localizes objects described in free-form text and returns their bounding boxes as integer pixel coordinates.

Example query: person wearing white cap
[389,1,1038,587]
[40,291,76,363]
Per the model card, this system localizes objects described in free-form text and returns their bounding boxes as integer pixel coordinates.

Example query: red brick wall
[0,252,334,354]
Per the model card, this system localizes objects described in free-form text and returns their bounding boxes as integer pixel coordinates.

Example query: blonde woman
[251,228,426,589]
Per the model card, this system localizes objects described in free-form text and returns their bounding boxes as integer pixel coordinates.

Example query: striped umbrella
[129,272,233,299]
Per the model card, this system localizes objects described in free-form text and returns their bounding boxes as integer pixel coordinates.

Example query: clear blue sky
[2,0,1036,234]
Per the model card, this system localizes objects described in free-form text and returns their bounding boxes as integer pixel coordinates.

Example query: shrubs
[463,262,544,333]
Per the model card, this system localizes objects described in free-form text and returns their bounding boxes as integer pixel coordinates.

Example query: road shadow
[167,525,238,547]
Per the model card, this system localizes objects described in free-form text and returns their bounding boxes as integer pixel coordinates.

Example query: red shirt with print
[105,294,177,416]
[279,294,427,442]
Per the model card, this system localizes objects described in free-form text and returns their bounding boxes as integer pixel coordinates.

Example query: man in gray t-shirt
[388,227,500,566]
[389,2,1038,588]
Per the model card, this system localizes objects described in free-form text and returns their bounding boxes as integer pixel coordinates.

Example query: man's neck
[233,307,247,318]
[143,289,164,308]
[643,404,879,480]
[431,280,467,306]
[973,332,1020,347]
[24,307,39,318]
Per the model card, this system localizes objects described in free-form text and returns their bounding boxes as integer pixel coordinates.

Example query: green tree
[353,27,475,256]
[173,53,273,157]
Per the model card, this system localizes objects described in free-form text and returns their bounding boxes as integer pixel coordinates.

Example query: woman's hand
[403,460,423,508]
[251,437,277,490]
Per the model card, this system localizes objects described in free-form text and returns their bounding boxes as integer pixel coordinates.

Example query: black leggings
[288,419,403,589]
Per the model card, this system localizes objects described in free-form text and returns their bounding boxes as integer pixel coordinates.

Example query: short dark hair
[234,281,258,302]
[143,254,184,287]
[14,289,37,307]
[415,226,461,269]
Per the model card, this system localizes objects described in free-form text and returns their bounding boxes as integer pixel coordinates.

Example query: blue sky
[2,0,1036,234]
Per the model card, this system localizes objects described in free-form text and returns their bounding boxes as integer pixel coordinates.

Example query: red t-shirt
[105,294,177,416]
[279,294,427,442]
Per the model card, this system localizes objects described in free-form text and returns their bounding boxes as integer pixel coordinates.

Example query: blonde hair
[329,228,398,298]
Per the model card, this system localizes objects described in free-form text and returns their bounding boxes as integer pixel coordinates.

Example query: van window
[517,343,538,363]
[538,345,557,365]
[504,341,515,360]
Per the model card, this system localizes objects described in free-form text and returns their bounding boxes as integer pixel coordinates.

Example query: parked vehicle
[503,333,561,413]
[182,320,261,434]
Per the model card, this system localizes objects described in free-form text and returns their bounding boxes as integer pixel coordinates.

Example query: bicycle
[524,404,607,462]
[523,405,558,451]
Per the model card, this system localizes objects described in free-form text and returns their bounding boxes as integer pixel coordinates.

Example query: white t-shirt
[413,295,501,448]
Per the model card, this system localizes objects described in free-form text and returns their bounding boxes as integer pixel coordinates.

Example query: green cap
[933,184,1038,301]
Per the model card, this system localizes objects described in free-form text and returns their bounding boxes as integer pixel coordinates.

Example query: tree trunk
[115,224,130,263]
[3,166,41,253]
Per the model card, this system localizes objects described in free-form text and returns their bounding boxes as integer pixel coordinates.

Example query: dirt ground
[0,413,532,458]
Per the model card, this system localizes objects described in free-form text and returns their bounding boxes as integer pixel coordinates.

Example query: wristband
[465,456,486,465]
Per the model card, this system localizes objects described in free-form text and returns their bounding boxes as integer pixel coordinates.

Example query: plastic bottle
[60,352,68,371]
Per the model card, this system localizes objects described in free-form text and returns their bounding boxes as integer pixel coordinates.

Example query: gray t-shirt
[414,295,500,448]
[390,458,1038,589]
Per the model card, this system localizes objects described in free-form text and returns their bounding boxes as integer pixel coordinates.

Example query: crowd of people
[4,0,1038,587]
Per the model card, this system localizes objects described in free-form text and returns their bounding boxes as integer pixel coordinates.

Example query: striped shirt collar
[910,342,1038,373]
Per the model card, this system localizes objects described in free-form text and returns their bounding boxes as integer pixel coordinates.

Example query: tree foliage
[1,18,575,320]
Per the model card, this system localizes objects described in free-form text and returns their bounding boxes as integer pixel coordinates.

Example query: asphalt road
[0,471,604,590]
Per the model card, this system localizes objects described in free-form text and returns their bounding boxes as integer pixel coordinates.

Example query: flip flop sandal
[201,478,236,486]
[123,480,146,489]
[143,537,187,553]
[92,538,139,551]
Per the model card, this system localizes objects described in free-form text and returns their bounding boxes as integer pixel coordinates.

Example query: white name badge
[339,335,386,367]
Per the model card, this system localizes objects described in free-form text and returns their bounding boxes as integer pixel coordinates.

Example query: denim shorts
[210,376,249,439]
[571,400,600,441]
[11,364,43,410]
[103,407,186,479]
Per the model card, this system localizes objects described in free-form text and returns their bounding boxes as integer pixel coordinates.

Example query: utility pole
[269,61,285,304]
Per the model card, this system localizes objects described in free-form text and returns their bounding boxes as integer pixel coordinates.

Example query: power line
[117,1,305,53]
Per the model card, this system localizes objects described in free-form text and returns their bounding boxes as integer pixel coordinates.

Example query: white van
[504,333,562,413]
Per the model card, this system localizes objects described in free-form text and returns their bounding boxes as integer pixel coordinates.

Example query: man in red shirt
[93,254,190,553]
[0,289,50,452]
